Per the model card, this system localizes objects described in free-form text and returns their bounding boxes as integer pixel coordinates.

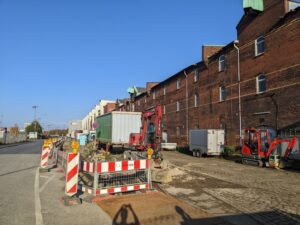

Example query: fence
[55,143,151,197]
[0,132,27,144]
[80,158,151,196]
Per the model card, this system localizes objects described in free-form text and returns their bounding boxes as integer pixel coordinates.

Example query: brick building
[131,0,300,147]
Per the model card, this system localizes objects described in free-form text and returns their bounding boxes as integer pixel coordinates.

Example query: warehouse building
[132,0,300,146]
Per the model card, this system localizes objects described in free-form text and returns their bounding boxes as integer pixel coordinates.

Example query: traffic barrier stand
[79,158,152,202]
[39,140,61,172]
[39,146,51,172]
[62,152,82,206]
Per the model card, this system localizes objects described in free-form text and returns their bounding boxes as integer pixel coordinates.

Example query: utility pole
[32,106,38,132]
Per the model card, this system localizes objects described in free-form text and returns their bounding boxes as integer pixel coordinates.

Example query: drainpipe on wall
[234,40,242,146]
[184,70,189,144]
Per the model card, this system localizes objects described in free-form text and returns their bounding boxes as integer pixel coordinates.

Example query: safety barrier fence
[80,158,151,196]
[52,142,152,197]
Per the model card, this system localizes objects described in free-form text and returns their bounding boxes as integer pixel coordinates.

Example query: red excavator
[129,105,163,161]
[241,127,299,168]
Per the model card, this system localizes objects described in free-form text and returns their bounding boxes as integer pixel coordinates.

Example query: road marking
[35,167,44,225]
[39,173,55,193]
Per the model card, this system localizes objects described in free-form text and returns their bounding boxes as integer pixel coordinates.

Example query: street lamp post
[32,106,38,132]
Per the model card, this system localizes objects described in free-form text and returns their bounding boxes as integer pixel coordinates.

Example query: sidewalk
[39,166,112,225]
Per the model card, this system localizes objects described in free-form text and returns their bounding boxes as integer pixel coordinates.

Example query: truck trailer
[96,111,142,149]
[189,129,225,157]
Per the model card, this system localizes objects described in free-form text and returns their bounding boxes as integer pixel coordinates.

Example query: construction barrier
[40,146,50,168]
[80,158,151,196]
[65,153,80,196]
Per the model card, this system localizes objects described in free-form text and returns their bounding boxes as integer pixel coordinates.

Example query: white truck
[189,129,225,157]
[29,132,38,139]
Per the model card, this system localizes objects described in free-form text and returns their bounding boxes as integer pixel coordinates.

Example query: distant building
[81,99,115,131]
[68,120,82,137]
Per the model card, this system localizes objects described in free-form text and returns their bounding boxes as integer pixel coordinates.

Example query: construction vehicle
[129,105,163,163]
[241,127,299,168]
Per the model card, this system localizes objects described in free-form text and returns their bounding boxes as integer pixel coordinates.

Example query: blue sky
[0,0,243,130]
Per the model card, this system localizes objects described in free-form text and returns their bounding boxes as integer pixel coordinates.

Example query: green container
[96,113,112,143]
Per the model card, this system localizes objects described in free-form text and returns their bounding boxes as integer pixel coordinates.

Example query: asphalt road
[0,141,42,225]
[0,141,111,225]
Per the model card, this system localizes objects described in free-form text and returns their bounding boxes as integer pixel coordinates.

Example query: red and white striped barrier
[40,146,50,168]
[80,158,150,196]
[65,153,79,196]
[82,183,149,195]
[81,159,149,173]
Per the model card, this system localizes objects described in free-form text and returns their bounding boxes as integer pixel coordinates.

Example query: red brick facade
[130,1,300,147]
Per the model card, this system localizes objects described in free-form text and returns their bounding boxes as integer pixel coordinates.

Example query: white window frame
[144,97,147,103]
[256,74,267,94]
[255,36,265,56]
[219,86,226,102]
[176,79,180,90]
[152,90,156,100]
[218,55,225,72]
[163,105,166,114]
[163,86,166,96]
[194,94,199,107]
[176,101,180,112]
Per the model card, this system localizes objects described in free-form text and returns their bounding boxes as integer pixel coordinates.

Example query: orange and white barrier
[65,153,79,196]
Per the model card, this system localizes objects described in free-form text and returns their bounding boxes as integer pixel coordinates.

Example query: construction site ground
[96,191,232,225]
[158,150,300,225]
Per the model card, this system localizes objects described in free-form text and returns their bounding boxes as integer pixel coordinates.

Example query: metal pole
[148,161,152,190]
[234,41,242,146]
[184,71,189,144]
[32,106,38,132]
[93,159,99,196]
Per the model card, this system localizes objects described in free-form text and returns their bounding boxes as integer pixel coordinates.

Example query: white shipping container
[189,129,225,156]
[112,112,142,144]
[97,111,142,144]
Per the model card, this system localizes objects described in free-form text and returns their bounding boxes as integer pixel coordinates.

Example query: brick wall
[131,4,300,147]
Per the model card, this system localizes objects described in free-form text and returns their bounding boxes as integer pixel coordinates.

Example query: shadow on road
[0,166,37,177]
[112,204,140,225]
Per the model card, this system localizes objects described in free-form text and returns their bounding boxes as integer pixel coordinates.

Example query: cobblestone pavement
[160,151,300,225]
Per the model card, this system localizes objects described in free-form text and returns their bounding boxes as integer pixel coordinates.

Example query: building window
[194,94,199,107]
[163,105,166,115]
[288,1,300,11]
[176,101,180,111]
[176,126,180,137]
[219,55,225,72]
[145,97,147,103]
[256,74,266,93]
[163,86,166,95]
[194,69,200,82]
[255,36,265,56]
[176,79,181,90]
[153,90,156,100]
[219,86,226,102]
[137,100,140,106]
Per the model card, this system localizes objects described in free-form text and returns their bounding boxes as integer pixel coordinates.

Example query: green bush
[224,145,236,156]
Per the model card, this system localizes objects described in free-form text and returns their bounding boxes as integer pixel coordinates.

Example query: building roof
[207,41,235,62]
